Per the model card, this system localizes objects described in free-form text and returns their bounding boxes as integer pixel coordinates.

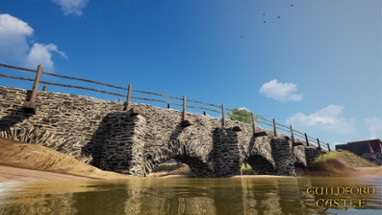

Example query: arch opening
[246,155,276,175]
[144,153,213,177]
[150,159,194,177]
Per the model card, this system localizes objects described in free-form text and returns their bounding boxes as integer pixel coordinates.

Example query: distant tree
[227,108,264,124]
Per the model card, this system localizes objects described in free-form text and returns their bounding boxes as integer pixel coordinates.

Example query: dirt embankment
[0,138,134,182]
[299,150,382,177]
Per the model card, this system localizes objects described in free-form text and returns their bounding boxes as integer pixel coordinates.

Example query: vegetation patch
[305,150,376,176]
[241,163,253,175]
[314,150,375,167]
[149,162,194,177]
[152,162,181,172]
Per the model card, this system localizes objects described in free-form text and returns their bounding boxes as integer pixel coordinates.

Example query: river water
[0,176,381,215]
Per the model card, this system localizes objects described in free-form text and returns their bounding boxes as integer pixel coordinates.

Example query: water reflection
[0,177,381,215]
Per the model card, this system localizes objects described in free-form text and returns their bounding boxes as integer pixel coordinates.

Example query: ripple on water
[0,176,380,215]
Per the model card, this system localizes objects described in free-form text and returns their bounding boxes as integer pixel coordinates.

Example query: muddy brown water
[0,176,381,215]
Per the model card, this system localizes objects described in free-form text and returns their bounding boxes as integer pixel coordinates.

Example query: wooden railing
[0,63,330,151]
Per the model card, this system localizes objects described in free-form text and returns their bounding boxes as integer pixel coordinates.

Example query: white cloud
[286,105,356,135]
[0,14,33,65]
[365,117,382,139]
[51,0,89,16]
[259,79,303,102]
[0,14,66,71]
[26,43,67,70]
[0,14,33,35]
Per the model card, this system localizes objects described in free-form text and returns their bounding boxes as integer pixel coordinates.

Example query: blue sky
[0,0,381,148]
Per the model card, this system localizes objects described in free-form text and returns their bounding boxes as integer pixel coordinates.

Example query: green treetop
[227,108,264,124]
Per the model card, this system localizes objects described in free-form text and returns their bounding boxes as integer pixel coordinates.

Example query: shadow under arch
[143,149,214,177]
[294,162,306,168]
[244,132,276,175]
[147,154,214,178]
[144,132,213,177]
[174,154,214,177]
[143,122,214,177]
[245,154,276,175]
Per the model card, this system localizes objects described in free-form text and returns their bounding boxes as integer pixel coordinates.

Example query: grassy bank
[305,150,376,176]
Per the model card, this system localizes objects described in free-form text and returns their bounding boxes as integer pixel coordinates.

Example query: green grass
[153,162,180,172]
[241,163,252,171]
[313,151,338,163]
[241,163,253,175]
[308,150,376,176]
[313,150,375,168]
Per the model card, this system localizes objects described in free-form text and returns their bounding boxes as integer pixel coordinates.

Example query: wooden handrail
[0,63,36,73]
[0,63,330,150]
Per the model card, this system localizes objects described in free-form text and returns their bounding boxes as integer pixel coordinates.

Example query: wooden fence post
[289,125,295,144]
[23,64,43,112]
[305,133,309,146]
[272,118,277,136]
[317,138,321,149]
[251,112,256,134]
[124,84,132,111]
[183,96,186,121]
[327,143,331,151]
[221,104,225,127]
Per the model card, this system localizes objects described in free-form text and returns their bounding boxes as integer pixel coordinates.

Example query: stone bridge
[0,87,321,177]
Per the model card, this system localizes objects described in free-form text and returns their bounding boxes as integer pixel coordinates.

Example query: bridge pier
[271,137,296,176]
[211,127,242,177]
[97,111,147,176]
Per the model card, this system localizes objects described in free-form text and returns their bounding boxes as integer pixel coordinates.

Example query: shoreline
[1,165,380,183]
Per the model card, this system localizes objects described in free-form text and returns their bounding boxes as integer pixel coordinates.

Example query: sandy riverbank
[0,165,96,183]
[0,137,133,183]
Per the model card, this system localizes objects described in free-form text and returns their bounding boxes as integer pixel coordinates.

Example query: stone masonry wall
[0,86,123,163]
[0,86,320,177]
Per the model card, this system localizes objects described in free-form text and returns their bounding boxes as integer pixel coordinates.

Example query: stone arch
[142,147,213,177]
[129,112,218,177]
[245,154,276,175]
[143,148,173,176]
[174,154,214,177]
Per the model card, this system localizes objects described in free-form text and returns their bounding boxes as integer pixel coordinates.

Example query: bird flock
[262,2,294,24]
